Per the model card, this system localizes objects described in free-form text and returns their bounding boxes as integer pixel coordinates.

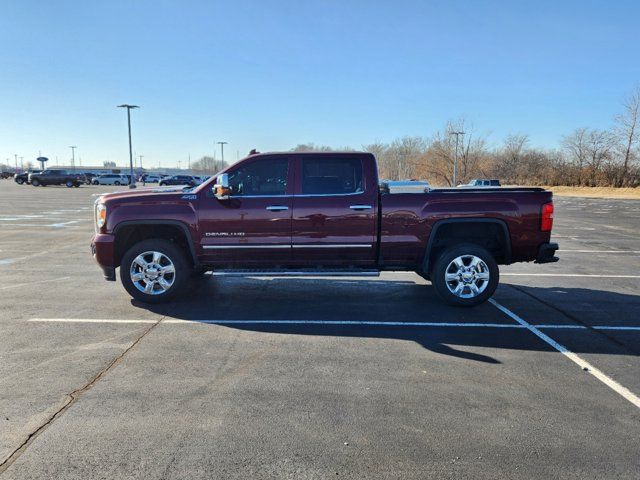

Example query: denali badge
[205,232,245,237]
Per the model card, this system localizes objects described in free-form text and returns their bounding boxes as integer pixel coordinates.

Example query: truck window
[301,158,363,195]
[228,158,288,196]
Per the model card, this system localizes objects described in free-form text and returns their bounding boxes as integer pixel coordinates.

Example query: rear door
[198,155,294,266]
[291,154,377,266]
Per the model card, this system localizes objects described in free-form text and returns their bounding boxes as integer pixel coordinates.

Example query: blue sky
[1,0,639,168]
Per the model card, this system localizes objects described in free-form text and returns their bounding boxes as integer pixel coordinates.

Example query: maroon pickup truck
[91,151,558,306]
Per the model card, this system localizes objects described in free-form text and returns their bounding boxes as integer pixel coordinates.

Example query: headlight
[96,203,107,229]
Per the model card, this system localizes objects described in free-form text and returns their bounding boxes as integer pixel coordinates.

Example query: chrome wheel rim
[130,251,176,295]
[444,255,490,299]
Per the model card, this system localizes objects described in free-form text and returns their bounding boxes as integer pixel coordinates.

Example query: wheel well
[426,220,510,272]
[113,223,195,268]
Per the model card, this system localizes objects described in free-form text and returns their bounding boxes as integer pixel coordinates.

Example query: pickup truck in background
[29,169,84,187]
[91,151,558,306]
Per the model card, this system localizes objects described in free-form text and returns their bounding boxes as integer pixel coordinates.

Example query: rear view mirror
[213,173,230,200]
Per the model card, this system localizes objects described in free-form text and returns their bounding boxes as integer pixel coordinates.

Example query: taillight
[541,202,554,232]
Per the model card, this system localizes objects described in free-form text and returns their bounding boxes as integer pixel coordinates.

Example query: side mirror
[213,173,231,200]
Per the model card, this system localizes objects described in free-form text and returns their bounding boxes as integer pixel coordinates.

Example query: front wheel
[431,243,499,307]
[120,239,189,303]
[66,180,74,187]
[31,179,40,187]
[114,181,121,185]
[16,178,24,185]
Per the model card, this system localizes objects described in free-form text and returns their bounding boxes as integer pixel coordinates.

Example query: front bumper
[535,242,559,264]
[91,233,116,281]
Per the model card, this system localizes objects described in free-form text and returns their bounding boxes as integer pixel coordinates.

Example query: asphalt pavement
[0,181,638,479]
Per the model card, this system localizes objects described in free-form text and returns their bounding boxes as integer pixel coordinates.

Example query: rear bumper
[91,233,116,281]
[535,242,559,264]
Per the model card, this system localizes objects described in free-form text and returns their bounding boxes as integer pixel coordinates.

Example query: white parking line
[26,318,640,331]
[558,250,640,254]
[502,273,640,278]
[0,277,71,290]
[489,299,640,409]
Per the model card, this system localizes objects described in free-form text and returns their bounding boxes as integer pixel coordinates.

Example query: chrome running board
[210,270,380,277]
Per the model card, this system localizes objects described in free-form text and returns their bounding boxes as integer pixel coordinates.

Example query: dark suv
[14,170,42,184]
[29,170,83,187]
[158,175,197,187]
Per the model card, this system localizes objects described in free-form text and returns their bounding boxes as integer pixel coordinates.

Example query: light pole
[69,146,77,172]
[217,141,228,164]
[117,104,139,188]
[138,154,144,169]
[449,131,464,186]
[14,154,18,172]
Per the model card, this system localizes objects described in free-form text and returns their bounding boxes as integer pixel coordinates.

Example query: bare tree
[614,86,640,186]
[191,156,228,175]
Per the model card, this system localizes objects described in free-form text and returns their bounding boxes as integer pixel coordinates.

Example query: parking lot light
[117,104,139,189]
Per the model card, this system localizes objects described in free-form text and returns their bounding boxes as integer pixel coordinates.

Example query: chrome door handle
[266,205,289,211]
[349,205,372,210]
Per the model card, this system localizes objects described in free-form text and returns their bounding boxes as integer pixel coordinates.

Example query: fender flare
[112,219,199,267]
[422,218,512,273]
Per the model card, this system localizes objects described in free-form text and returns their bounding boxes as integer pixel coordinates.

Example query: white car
[92,174,131,186]
[141,174,162,183]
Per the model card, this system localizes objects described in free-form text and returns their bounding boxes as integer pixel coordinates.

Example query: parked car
[140,174,162,183]
[82,172,98,185]
[92,174,131,186]
[91,151,558,306]
[458,179,501,188]
[29,169,83,187]
[1,171,15,179]
[158,175,197,187]
[14,170,41,184]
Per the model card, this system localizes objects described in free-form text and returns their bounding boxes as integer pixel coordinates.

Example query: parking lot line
[501,273,640,278]
[26,318,640,331]
[489,299,640,409]
[0,277,71,290]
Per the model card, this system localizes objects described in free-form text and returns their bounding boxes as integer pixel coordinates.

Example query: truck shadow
[134,276,640,364]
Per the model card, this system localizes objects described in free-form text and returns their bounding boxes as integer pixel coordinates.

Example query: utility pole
[188,153,191,170]
[20,156,24,170]
[69,146,77,172]
[14,154,18,172]
[117,104,140,188]
[449,131,464,186]
[138,154,144,169]
[217,141,228,164]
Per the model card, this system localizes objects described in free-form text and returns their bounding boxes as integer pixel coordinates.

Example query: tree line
[294,87,640,187]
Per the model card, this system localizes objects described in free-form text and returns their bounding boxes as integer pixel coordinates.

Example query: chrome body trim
[211,270,380,277]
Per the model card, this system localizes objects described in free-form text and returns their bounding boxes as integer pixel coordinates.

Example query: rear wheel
[31,179,40,187]
[120,239,189,303]
[66,180,74,187]
[16,178,24,185]
[114,181,121,185]
[431,243,499,307]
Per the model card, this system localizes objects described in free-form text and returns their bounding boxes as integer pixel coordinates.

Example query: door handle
[266,205,289,211]
[349,205,373,210]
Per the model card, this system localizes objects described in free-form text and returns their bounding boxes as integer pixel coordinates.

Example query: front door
[291,154,377,266]
[198,155,294,267]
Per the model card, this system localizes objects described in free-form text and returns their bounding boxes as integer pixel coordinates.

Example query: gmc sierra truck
[91,151,558,306]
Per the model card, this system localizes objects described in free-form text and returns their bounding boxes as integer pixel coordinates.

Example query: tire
[31,179,40,187]
[16,178,24,185]
[120,239,189,304]
[73,183,80,188]
[114,181,120,185]
[159,182,165,186]
[66,180,74,187]
[431,243,499,307]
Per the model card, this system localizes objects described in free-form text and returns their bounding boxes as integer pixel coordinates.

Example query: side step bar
[210,270,380,277]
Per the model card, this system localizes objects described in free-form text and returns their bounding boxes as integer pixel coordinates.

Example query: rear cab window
[300,157,363,195]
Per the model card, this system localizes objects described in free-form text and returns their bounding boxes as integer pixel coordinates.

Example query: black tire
[92,180,99,185]
[31,179,40,187]
[431,243,499,307]
[159,182,165,186]
[120,239,189,304]
[73,183,80,188]
[66,180,74,187]
[16,178,24,185]
[114,181,121,186]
